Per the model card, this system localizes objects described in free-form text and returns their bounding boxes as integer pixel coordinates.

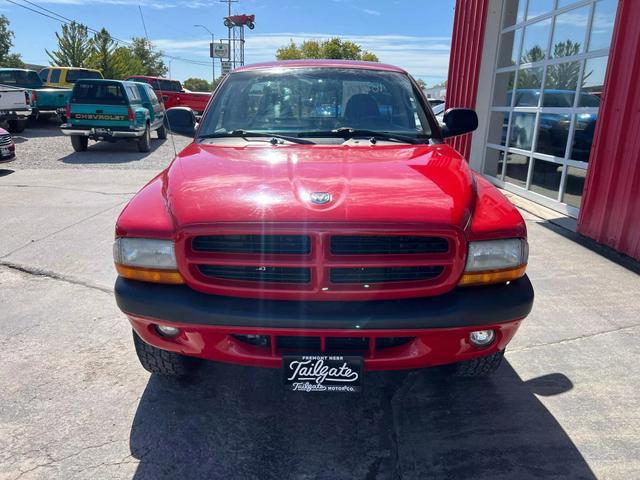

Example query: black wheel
[138,124,151,152]
[452,350,505,377]
[224,18,232,28]
[7,119,27,133]
[132,330,200,377]
[156,124,167,139]
[70,135,88,152]
[248,22,255,30]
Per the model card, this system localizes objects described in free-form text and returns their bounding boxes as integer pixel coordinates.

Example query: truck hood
[165,143,475,229]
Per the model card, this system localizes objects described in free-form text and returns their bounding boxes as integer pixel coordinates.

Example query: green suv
[61,79,166,152]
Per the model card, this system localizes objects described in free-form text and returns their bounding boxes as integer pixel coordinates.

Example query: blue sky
[4,0,455,85]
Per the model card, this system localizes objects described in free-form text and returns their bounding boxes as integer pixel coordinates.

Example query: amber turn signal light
[115,263,185,284]
[458,265,527,287]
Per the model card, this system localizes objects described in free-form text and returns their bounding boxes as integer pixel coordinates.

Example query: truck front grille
[0,135,12,146]
[179,225,464,300]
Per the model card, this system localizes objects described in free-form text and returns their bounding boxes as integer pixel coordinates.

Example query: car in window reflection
[504,89,599,162]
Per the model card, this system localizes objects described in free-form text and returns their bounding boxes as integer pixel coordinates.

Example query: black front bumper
[115,275,534,330]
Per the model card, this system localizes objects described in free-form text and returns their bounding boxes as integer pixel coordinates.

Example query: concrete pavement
[1,168,639,479]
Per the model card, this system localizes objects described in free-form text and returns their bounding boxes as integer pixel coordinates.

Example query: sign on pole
[211,42,230,59]
[221,60,232,75]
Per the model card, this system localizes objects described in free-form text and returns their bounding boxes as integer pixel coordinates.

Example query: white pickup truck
[0,84,31,133]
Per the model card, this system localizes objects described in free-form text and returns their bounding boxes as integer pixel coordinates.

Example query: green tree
[111,46,145,78]
[415,79,427,89]
[87,28,118,78]
[183,77,210,91]
[0,14,24,67]
[128,37,167,77]
[46,21,92,67]
[276,37,378,62]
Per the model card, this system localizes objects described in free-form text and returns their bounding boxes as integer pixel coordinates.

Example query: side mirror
[441,108,478,138]
[164,107,196,137]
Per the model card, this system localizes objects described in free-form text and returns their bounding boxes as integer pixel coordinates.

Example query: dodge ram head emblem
[310,192,332,205]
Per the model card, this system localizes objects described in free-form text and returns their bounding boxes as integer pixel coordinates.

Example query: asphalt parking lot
[1,121,639,479]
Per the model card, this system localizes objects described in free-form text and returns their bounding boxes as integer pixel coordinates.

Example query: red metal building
[446,0,639,261]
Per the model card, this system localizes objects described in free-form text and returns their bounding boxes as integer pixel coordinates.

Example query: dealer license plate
[94,128,109,135]
[283,355,362,392]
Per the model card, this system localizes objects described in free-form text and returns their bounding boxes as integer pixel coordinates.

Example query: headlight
[459,238,528,286]
[113,238,184,284]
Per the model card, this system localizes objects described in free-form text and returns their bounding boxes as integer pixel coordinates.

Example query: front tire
[7,119,27,133]
[70,135,88,152]
[452,350,505,377]
[138,124,151,152]
[156,124,167,139]
[132,330,200,377]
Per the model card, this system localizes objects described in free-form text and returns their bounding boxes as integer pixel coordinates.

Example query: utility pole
[220,0,238,68]
[194,24,215,89]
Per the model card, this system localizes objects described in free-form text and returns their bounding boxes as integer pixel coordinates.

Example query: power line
[5,0,213,67]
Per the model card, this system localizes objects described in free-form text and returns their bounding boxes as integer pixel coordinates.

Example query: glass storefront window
[521,18,552,63]
[504,153,530,187]
[563,166,587,207]
[550,6,590,58]
[589,0,617,51]
[526,0,555,20]
[543,61,581,107]
[503,0,526,27]
[485,0,618,216]
[509,112,536,150]
[530,159,563,199]
[536,114,570,157]
[498,29,522,68]
[487,111,510,146]
[483,148,505,177]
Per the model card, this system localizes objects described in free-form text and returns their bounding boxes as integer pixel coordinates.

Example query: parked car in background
[40,67,103,88]
[0,84,31,133]
[0,127,16,163]
[126,76,211,115]
[0,68,72,121]
[114,60,533,387]
[61,79,166,152]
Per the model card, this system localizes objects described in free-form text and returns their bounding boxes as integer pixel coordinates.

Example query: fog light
[155,325,180,338]
[469,329,495,347]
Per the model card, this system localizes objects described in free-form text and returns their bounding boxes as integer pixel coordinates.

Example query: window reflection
[530,159,562,199]
[543,61,580,107]
[551,6,590,58]
[509,112,536,150]
[521,19,552,63]
[564,166,587,208]
[493,72,516,105]
[580,56,607,102]
[571,113,597,161]
[483,148,505,178]
[503,0,526,27]
[589,0,617,51]
[498,29,522,67]
[536,114,570,157]
[526,0,555,20]
[487,111,509,146]
[504,153,530,187]
[515,67,543,105]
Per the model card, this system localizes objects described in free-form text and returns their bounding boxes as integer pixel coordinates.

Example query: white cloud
[362,8,381,16]
[153,32,451,82]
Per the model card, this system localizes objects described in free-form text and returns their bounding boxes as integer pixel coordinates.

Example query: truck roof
[233,60,407,74]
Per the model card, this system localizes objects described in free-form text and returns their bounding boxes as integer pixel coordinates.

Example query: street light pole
[194,24,215,90]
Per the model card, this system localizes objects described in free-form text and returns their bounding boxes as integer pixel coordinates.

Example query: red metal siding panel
[578,0,640,260]
[445,0,489,160]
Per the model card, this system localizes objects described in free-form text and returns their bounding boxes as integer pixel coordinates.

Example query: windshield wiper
[298,127,425,145]
[199,130,314,145]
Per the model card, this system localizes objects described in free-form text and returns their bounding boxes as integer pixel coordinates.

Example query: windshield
[198,68,431,141]
[0,69,42,88]
[71,81,127,105]
[66,69,103,83]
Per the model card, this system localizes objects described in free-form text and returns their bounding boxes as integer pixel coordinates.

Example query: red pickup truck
[126,76,210,115]
[114,60,533,391]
